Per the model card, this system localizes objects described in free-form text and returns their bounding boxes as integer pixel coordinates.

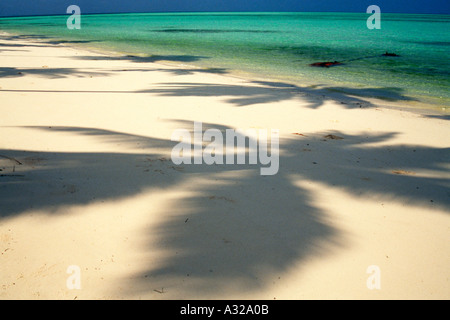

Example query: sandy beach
[0,34,449,300]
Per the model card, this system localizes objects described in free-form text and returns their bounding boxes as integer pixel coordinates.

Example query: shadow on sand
[74,54,209,64]
[137,81,417,108]
[1,122,448,297]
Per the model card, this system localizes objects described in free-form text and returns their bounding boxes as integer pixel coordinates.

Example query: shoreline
[48,39,450,116]
[1,29,448,116]
[0,34,449,300]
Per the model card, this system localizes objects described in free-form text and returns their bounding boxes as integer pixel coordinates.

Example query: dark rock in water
[310,61,343,68]
[382,52,400,57]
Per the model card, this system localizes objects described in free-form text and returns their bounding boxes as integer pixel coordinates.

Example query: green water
[1,12,449,109]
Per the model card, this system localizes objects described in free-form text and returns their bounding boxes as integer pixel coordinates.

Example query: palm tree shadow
[123,123,449,297]
[67,53,417,109]
[0,34,103,46]
[0,123,448,298]
[0,127,179,217]
[0,67,110,79]
[139,81,417,109]
[110,67,229,76]
[130,164,339,296]
[74,54,209,64]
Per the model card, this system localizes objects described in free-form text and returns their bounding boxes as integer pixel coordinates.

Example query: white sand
[0,35,449,300]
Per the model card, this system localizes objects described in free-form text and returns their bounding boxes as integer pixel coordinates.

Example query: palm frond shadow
[0,67,110,79]
[140,81,417,108]
[65,53,419,108]
[74,54,209,64]
[1,123,448,297]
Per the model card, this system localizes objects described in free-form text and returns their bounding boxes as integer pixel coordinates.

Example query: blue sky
[1,0,449,17]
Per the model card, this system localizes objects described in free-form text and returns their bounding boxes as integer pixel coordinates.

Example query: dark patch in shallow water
[151,29,280,34]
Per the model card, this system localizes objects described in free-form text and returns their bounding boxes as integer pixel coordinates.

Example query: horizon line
[1,10,449,19]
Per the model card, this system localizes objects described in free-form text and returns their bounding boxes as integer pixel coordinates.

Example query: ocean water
[1,12,449,110]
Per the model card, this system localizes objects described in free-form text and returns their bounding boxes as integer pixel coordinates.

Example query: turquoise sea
[0,12,449,110]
